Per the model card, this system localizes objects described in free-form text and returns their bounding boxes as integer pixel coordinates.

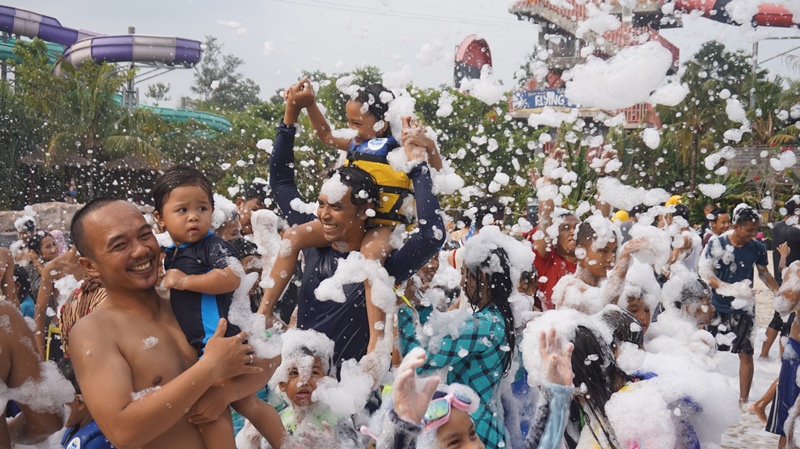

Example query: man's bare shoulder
[69,306,112,340]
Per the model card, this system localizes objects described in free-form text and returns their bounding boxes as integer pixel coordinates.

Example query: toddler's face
[279,357,326,408]
[156,185,213,246]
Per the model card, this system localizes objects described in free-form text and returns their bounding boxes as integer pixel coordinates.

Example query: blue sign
[512,89,578,111]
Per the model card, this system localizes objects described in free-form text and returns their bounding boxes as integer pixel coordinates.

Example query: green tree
[145,82,171,106]
[191,36,261,112]
[0,81,41,208]
[657,41,764,202]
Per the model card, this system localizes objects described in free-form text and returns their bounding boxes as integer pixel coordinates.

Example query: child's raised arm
[290,76,350,151]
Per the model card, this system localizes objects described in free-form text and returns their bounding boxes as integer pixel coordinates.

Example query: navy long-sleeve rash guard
[270,122,445,365]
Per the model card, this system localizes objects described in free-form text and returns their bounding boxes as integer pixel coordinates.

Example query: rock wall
[0,202,82,232]
[0,202,155,233]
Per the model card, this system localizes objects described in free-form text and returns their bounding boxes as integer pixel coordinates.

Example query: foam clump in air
[528,107,579,128]
[648,77,689,106]
[458,65,507,106]
[225,256,282,360]
[641,128,660,150]
[596,177,670,211]
[313,358,375,417]
[211,193,238,230]
[770,149,797,172]
[698,183,727,200]
[627,224,671,271]
[564,42,673,110]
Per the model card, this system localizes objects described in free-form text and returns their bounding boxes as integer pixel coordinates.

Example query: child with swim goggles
[375,328,575,449]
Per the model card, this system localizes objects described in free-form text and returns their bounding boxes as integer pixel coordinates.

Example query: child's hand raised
[393,347,439,424]
[401,116,432,148]
[539,327,573,386]
[284,76,316,110]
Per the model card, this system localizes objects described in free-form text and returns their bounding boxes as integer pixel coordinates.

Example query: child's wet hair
[599,307,644,350]
[328,165,379,207]
[152,165,214,214]
[576,221,596,245]
[295,345,333,376]
[673,276,711,309]
[57,358,81,394]
[732,204,759,225]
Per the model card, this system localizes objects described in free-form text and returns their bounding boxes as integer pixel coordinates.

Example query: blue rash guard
[270,122,445,365]
[704,235,768,315]
[164,231,240,355]
[61,420,115,449]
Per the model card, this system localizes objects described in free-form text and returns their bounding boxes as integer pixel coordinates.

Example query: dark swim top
[164,231,240,355]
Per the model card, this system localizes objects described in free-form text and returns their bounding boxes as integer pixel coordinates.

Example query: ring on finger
[247,354,253,365]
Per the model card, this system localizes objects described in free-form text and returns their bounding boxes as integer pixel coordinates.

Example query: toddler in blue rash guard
[153,165,283,449]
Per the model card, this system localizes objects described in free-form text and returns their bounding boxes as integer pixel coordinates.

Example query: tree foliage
[191,36,261,112]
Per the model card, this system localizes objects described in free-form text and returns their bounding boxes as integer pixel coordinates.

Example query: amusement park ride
[455,0,798,130]
[0,4,232,132]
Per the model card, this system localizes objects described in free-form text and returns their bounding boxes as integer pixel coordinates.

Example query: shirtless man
[69,198,276,449]
[33,245,86,360]
[1,302,64,447]
[0,248,17,308]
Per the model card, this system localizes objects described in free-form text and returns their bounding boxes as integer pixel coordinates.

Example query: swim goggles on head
[422,391,474,432]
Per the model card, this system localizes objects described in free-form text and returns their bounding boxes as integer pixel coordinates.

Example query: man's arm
[532,149,564,257]
[758,264,780,294]
[70,317,260,449]
[270,124,317,228]
[185,354,281,424]
[1,303,64,445]
[0,249,17,307]
[33,267,55,359]
[383,163,446,285]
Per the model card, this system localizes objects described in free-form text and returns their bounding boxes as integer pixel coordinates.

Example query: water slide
[0,5,231,132]
[0,37,63,64]
[672,0,796,28]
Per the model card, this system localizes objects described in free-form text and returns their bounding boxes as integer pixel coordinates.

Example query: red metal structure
[454,35,493,89]
[507,0,797,128]
[673,0,796,28]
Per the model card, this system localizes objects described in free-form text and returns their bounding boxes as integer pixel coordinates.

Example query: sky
[16,0,800,109]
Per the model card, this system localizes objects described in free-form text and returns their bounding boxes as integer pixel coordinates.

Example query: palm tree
[42,62,167,198]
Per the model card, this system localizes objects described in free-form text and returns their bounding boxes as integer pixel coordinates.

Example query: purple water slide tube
[62,35,202,68]
[0,4,202,68]
[0,5,97,46]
